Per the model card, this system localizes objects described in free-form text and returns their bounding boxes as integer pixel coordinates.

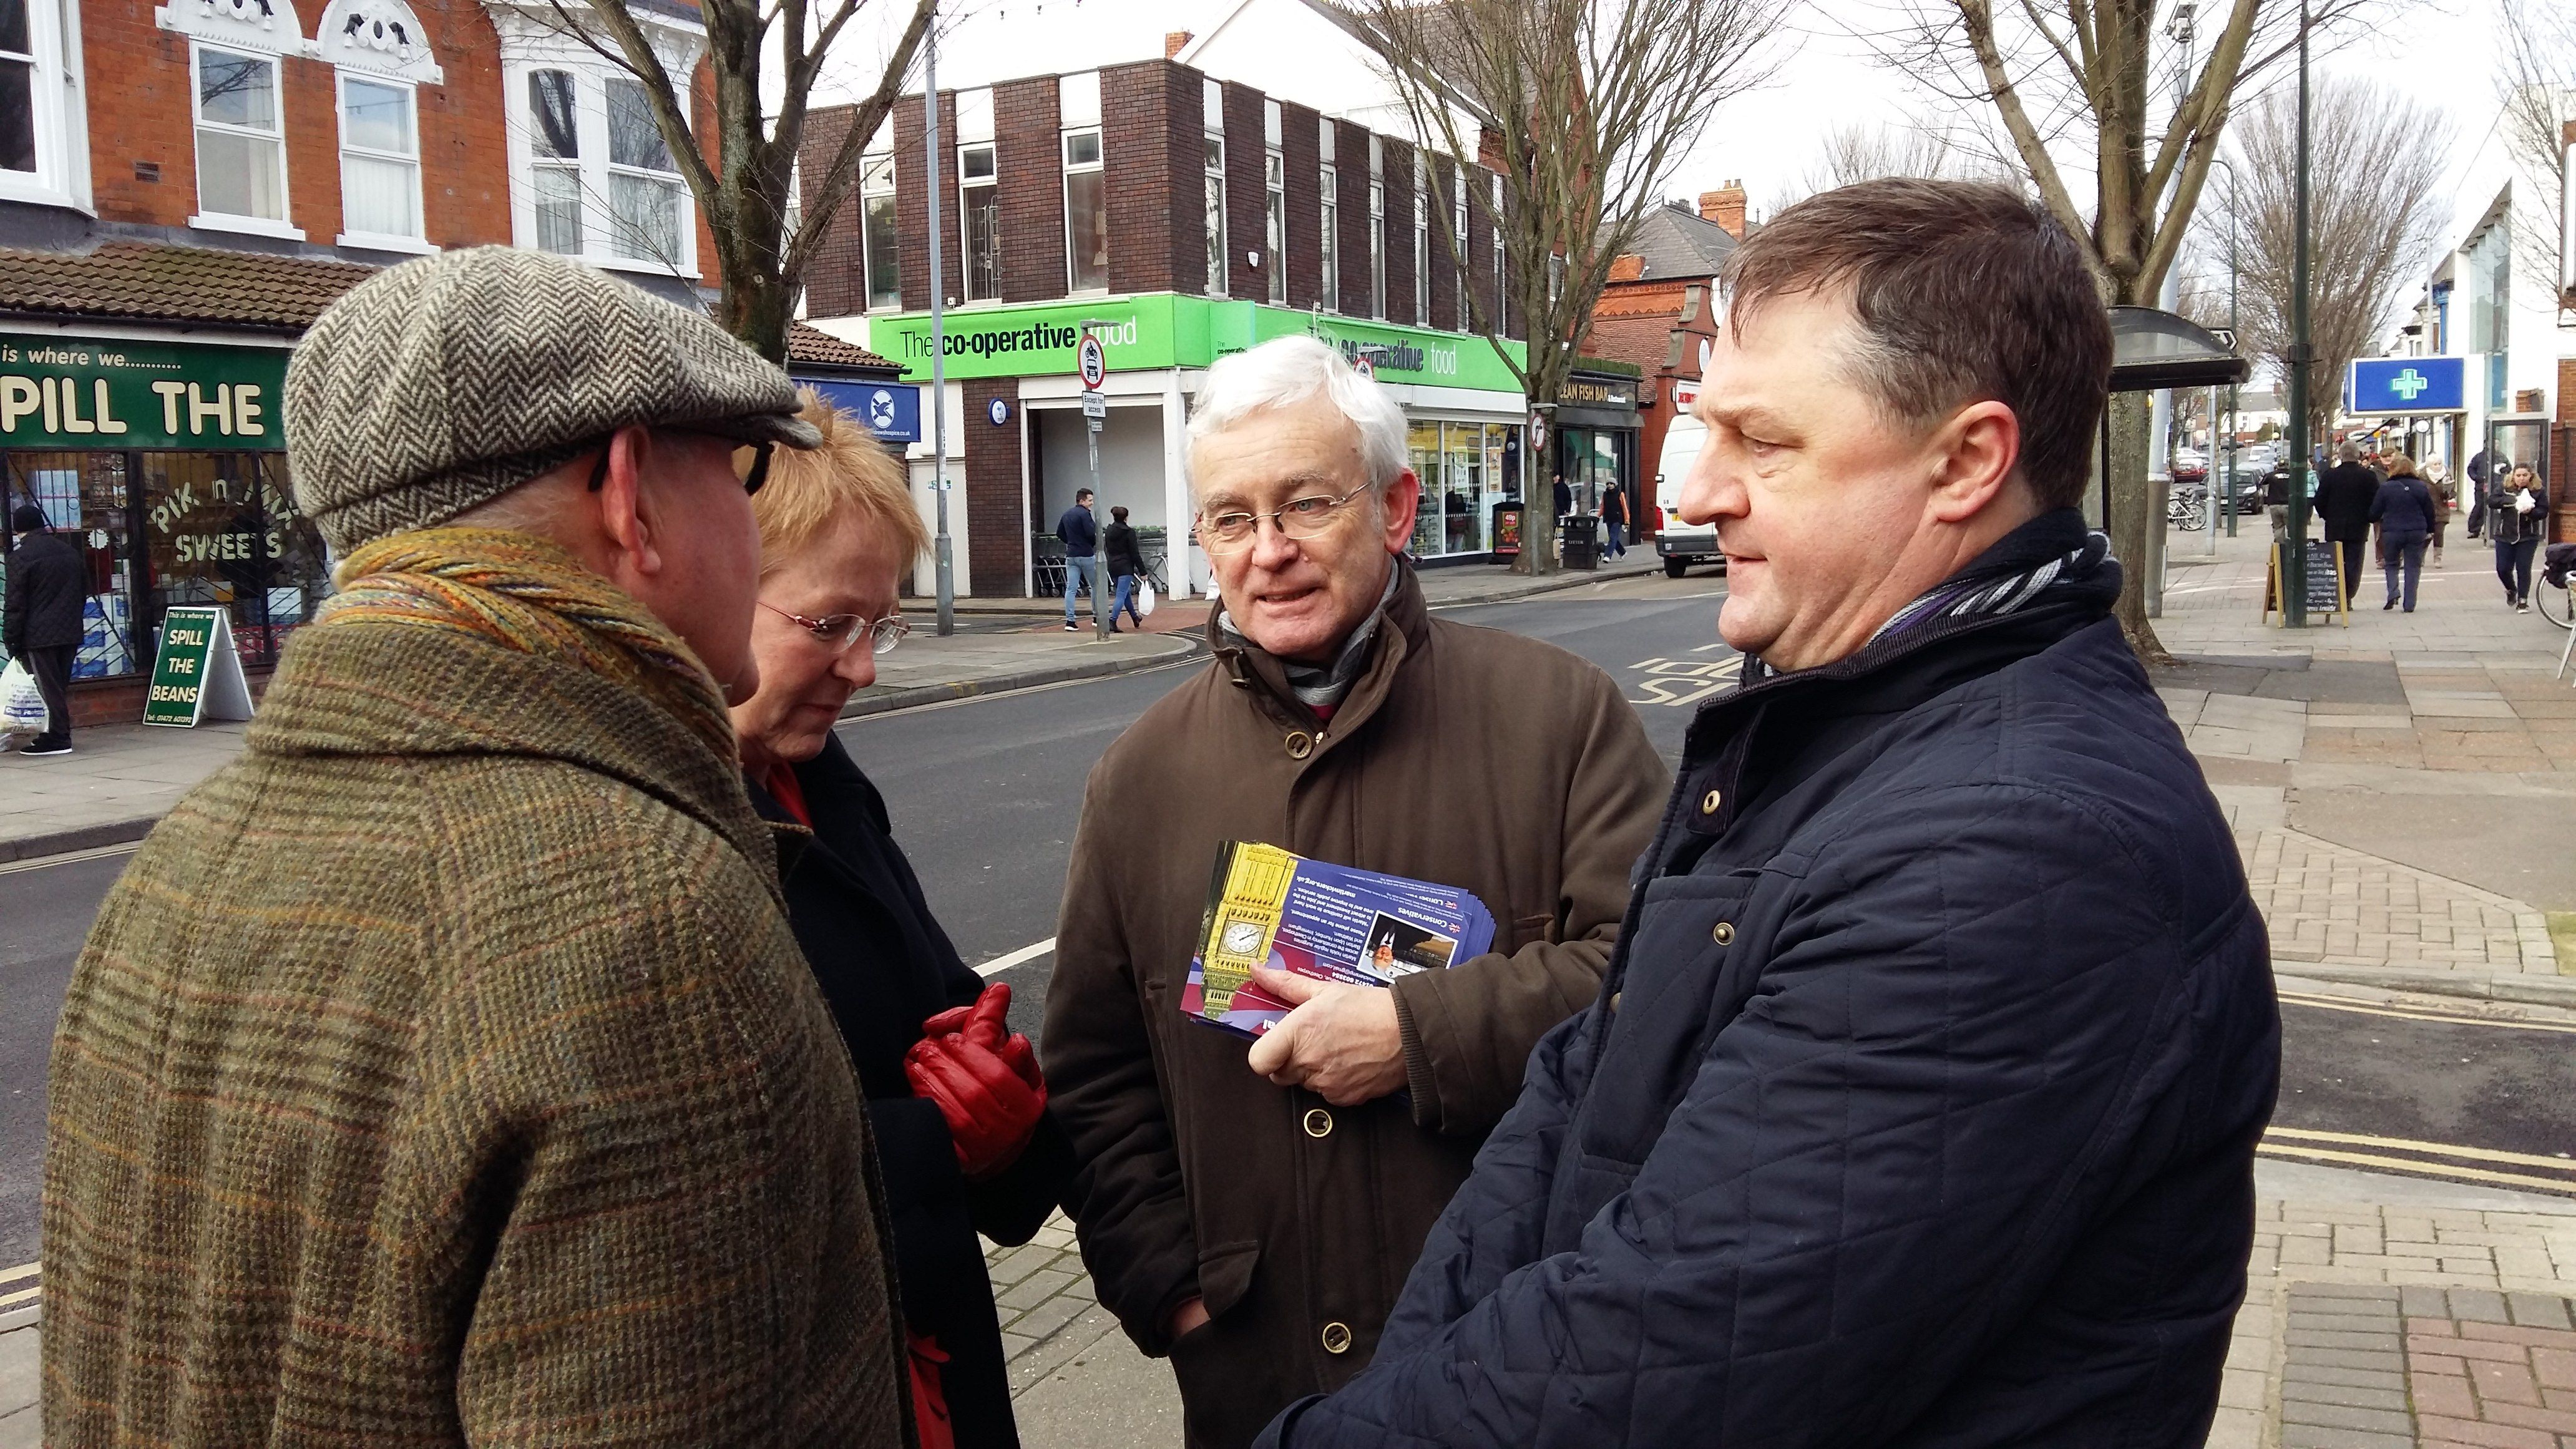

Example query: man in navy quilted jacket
[1259,178,2279,1448]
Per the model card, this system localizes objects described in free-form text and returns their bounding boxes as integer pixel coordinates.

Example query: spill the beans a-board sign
[143,607,254,726]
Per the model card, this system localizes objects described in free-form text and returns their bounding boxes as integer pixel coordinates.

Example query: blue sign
[987,397,1012,426]
[2347,356,2466,415]
[799,376,920,443]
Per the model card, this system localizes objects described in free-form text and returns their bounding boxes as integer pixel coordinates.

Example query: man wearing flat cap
[43,247,912,1447]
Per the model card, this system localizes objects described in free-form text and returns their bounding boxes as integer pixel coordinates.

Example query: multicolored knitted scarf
[316,527,736,759]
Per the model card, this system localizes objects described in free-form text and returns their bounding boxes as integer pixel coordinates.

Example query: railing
[1032,527,1169,597]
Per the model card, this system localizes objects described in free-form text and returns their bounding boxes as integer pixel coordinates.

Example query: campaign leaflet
[1179,840,1497,1039]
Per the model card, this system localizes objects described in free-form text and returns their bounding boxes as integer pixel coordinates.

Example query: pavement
[0,553,1663,862]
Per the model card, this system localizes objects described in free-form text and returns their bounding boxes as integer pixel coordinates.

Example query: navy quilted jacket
[1259,512,2279,1448]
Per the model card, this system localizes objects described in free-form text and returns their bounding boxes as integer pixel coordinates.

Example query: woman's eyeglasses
[762,602,909,656]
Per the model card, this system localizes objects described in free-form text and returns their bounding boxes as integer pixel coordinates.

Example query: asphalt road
[6,572,2572,1274]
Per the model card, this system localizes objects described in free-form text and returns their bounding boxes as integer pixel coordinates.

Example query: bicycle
[2167,484,2208,532]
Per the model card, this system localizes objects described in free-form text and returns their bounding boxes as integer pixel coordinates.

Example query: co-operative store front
[0,334,328,724]
[859,296,1527,599]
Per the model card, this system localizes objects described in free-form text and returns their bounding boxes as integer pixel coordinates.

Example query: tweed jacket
[43,603,910,1445]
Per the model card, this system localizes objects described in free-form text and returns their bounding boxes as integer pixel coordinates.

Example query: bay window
[605,74,682,263]
[0,0,85,211]
[528,69,582,255]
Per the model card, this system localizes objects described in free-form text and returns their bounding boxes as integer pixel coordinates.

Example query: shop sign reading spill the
[0,336,291,450]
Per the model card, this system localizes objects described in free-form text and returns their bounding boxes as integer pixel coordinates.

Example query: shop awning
[2108,306,2250,393]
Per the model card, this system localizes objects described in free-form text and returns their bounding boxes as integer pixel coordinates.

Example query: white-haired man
[1043,336,1667,1449]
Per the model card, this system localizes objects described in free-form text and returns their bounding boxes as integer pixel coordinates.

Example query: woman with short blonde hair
[731,390,1068,1449]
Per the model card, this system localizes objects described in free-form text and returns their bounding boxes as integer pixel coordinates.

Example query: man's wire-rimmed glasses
[1196,484,1375,554]
[761,602,909,656]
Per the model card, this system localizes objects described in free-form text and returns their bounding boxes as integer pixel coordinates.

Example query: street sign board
[1078,334,1106,389]
[2208,326,2237,350]
[2347,356,2466,415]
[801,378,920,443]
[1352,355,1374,380]
[142,607,254,727]
[1081,391,1107,420]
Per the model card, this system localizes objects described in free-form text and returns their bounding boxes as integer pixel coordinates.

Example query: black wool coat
[1262,510,2280,1449]
[4,529,86,654]
[749,734,1075,1449]
[2315,463,2383,542]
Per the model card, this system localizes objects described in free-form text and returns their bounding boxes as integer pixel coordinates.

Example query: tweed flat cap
[285,246,823,553]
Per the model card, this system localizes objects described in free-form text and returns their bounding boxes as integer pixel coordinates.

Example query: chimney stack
[1698,180,1746,240]
[1166,30,1193,57]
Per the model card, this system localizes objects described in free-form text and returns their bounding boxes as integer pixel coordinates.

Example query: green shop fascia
[866,297,1533,563]
[0,333,329,692]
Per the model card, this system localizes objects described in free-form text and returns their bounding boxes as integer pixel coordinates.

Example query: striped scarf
[1867,528,2112,646]
[316,527,736,759]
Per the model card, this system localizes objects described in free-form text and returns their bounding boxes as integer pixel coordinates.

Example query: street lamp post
[2284,0,2314,625]
[924,12,954,637]
[2208,155,2242,539]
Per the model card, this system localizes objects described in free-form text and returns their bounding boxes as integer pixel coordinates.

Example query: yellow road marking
[2258,1144,2576,1195]
[0,1261,34,1286]
[2275,990,2576,1034]
[2266,1126,2576,1174]
[0,1284,39,1309]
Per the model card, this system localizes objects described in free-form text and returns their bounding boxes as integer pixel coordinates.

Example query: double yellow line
[1,1259,36,1312]
[2260,1128,2576,1196]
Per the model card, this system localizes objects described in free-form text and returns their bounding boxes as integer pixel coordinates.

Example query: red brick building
[799,54,1534,601]
[1580,186,1742,544]
[0,0,878,720]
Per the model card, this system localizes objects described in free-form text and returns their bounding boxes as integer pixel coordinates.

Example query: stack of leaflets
[1179,841,1497,1039]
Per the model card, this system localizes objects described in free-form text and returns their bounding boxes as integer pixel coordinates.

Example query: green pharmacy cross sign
[0,335,290,451]
[2390,368,2430,401]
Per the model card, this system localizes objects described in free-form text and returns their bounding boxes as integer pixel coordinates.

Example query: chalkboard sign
[2261,539,2350,627]
[143,606,255,726]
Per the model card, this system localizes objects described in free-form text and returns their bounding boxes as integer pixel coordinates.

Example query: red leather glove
[905,983,1047,1180]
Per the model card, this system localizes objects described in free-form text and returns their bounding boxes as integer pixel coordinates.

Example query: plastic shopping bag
[1136,578,1158,618]
[1,657,49,736]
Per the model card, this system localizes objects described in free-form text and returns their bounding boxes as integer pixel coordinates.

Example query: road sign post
[1080,328,1109,638]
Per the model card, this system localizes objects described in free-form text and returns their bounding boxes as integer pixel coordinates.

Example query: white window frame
[334,72,429,251]
[603,71,686,268]
[1319,164,1339,313]
[188,41,300,240]
[1264,147,1286,305]
[1491,172,1506,331]
[0,0,89,211]
[861,149,900,310]
[490,4,703,280]
[958,138,999,303]
[1062,125,1106,296]
[1368,174,1385,320]
[1451,161,1467,251]
[1204,130,1227,297]
[1413,171,1429,324]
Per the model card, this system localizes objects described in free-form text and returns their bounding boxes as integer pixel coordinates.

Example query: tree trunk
[720,267,796,366]
[2104,392,2173,663]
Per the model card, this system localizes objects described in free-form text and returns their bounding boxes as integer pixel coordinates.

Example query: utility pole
[2208,155,2242,544]
[924,13,953,637]
[2285,0,2314,625]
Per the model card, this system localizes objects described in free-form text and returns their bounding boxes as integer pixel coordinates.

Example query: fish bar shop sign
[0,336,290,450]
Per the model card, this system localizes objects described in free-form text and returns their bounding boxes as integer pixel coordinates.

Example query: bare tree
[2497,0,2576,306]
[1356,0,1785,573]
[1795,119,2024,196]
[2227,77,2451,447]
[1884,0,2381,656]
[533,0,937,362]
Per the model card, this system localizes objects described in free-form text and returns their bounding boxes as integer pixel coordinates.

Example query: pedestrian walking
[1059,487,1101,630]
[1103,504,1149,630]
[2425,461,2454,565]
[2369,453,2440,612]
[1598,482,1629,559]
[732,393,1072,1449]
[1044,335,1666,1449]
[1256,180,2276,1449]
[2487,462,2550,611]
[2262,462,2293,539]
[2315,442,2380,608]
[42,247,911,1449]
[2,502,83,755]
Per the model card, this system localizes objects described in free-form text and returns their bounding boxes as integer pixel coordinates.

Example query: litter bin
[1561,514,1599,571]
[1490,501,1524,560]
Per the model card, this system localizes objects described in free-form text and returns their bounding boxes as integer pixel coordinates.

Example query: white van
[1655,406,1720,578]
